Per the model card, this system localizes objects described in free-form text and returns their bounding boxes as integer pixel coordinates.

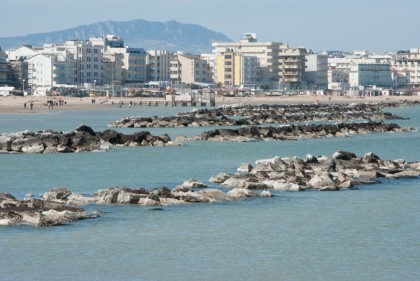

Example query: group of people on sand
[23,102,34,110]
[23,99,66,110]
[47,99,66,109]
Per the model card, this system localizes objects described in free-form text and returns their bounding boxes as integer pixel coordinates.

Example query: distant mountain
[0,19,232,54]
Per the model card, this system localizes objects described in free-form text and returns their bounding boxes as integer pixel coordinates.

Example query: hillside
[0,19,232,54]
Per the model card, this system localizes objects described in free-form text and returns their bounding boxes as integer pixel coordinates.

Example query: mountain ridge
[0,19,232,54]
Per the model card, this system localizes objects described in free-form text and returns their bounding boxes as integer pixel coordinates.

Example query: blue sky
[1,0,418,52]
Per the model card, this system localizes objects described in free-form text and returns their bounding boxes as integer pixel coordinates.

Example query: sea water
[0,104,419,281]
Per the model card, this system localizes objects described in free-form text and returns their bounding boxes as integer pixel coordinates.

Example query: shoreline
[1,94,419,114]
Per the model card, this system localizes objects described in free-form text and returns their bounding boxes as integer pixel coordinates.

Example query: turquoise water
[0,105,419,281]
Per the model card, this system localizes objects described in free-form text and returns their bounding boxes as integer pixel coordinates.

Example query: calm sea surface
[0,104,419,281]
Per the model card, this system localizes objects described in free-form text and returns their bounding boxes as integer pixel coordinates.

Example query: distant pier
[105,93,216,107]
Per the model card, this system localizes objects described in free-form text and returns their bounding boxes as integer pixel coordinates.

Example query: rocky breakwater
[109,112,245,128]
[194,121,412,142]
[0,192,99,226]
[0,125,178,154]
[209,151,420,192]
[36,179,271,210]
[215,102,407,125]
[109,101,410,129]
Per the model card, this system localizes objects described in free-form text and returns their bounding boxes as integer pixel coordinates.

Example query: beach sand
[1,94,419,114]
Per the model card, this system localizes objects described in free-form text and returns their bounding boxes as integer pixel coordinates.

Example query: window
[94,49,98,54]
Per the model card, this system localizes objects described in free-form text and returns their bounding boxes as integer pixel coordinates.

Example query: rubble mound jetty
[0,192,99,226]
[210,151,420,191]
[2,151,418,227]
[0,125,178,154]
[194,121,412,142]
[109,101,415,128]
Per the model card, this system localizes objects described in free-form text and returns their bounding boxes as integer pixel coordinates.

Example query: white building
[170,53,211,84]
[305,54,328,89]
[27,54,54,89]
[349,63,392,88]
[213,33,307,89]
[147,50,170,82]
[6,45,38,61]
[391,48,420,86]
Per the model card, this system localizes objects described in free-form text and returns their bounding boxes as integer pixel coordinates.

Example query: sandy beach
[1,94,419,114]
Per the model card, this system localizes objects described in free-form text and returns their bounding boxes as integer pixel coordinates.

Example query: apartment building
[6,45,38,61]
[90,35,147,84]
[10,59,28,89]
[305,54,328,89]
[391,48,420,86]
[214,50,258,87]
[0,48,11,86]
[213,33,306,89]
[27,54,54,88]
[147,50,170,82]
[280,47,307,90]
[169,53,211,84]
[74,41,103,85]
[349,63,392,88]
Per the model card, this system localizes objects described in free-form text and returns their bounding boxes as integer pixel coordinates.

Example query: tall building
[213,33,307,89]
[147,50,170,82]
[0,48,12,87]
[214,50,258,87]
[349,63,392,88]
[305,53,328,89]
[10,59,28,90]
[391,48,420,86]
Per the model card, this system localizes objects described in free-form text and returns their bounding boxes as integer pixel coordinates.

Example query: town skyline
[1,0,419,53]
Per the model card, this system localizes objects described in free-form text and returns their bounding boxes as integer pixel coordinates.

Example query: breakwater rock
[0,192,100,226]
[110,101,410,128]
[194,121,412,142]
[0,125,178,154]
[38,182,270,208]
[210,151,420,191]
[109,113,244,128]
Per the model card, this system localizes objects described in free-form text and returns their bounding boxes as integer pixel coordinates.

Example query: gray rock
[308,172,336,189]
[237,163,253,173]
[227,188,257,199]
[209,172,232,183]
[181,179,208,188]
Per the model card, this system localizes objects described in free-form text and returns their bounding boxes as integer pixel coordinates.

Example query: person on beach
[30,102,33,110]
[24,102,26,109]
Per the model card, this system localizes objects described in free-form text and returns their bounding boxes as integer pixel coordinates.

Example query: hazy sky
[1,0,418,52]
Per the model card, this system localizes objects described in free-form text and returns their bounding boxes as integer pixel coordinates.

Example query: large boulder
[362,152,381,164]
[263,180,303,191]
[41,188,72,201]
[195,189,230,202]
[308,172,337,190]
[181,179,208,189]
[76,124,96,136]
[209,172,233,183]
[332,150,357,161]
[227,188,257,199]
[237,163,253,173]
[220,177,257,189]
